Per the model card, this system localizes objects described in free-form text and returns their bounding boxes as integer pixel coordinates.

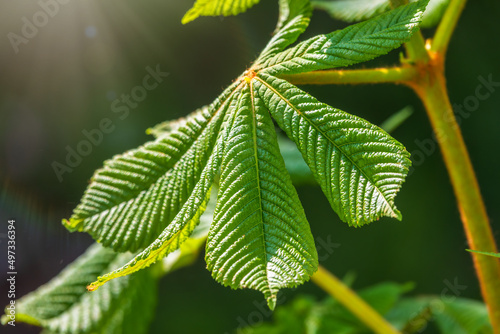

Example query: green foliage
[279,106,414,186]
[240,282,492,334]
[379,106,414,133]
[312,0,449,28]
[61,0,427,301]
[1,244,158,334]
[306,282,414,333]
[10,1,431,328]
[239,281,413,333]
[6,1,488,333]
[63,85,237,253]
[2,205,215,333]
[432,297,493,333]
[182,0,261,24]
[206,84,318,309]
[4,0,491,333]
[386,296,493,333]
[86,139,221,291]
[255,73,411,224]
[258,0,428,75]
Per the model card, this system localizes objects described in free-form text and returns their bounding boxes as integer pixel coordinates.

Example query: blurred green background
[0,0,499,333]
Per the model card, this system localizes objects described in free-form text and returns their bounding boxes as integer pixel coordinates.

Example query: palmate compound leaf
[63,81,240,253]
[182,0,260,24]
[257,0,429,76]
[1,243,158,334]
[63,0,421,303]
[254,72,411,225]
[206,83,318,309]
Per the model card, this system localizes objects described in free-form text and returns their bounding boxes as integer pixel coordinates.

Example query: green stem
[431,0,468,54]
[388,0,429,63]
[280,67,417,86]
[409,71,500,332]
[311,265,401,334]
[404,32,430,63]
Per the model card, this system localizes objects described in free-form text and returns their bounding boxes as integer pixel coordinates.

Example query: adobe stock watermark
[408,74,499,175]
[4,220,17,327]
[51,65,169,182]
[225,235,340,334]
[405,277,467,333]
[7,0,72,54]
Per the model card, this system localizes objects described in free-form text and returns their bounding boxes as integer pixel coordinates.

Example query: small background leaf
[2,244,158,334]
[379,106,414,133]
[467,249,500,258]
[238,282,492,334]
[278,134,316,186]
[312,0,448,28]
[312,0,390,22]
[182,0,260,24]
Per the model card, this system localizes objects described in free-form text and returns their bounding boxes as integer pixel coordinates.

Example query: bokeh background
[0,0,499,333]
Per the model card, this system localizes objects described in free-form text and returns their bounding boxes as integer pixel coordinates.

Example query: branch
[311,265,401,334]
[404,32,430,63]
[431,0,468,54]
[411,71,500,332]
[279,67,417,86]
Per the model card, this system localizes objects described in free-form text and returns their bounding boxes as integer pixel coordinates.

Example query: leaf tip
[466,249,500,258]
[86,282,100,292]
[181,10,196,25]
[394,209,403,221]
[87,273,112,292]
[62,218,83,232]
[267,295,277,311]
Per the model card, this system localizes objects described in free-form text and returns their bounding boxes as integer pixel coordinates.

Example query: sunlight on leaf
[182,0,260,24]
[61,0,427,299]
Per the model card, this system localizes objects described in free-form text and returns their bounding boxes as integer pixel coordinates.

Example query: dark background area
[0,0,499,333]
